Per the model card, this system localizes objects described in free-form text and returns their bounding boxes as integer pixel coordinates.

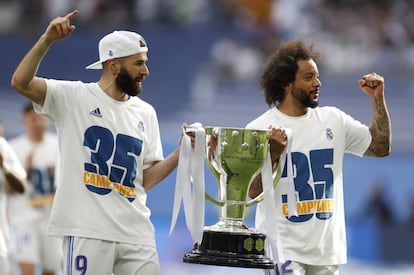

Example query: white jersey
[246,106,371,265]
[36,79,164,247]
[8,132,59,223]
[0,137,26,257]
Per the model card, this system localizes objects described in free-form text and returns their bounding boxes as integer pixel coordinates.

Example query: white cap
[86,31,148,70]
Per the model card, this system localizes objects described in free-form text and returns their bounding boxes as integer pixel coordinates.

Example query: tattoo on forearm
[367,97,391,156]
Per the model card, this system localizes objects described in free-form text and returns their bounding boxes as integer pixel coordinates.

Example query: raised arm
[358,72,391,157]
[11,10,78,106]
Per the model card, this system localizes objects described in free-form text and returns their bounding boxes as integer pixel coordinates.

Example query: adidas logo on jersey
[89,108,102,118]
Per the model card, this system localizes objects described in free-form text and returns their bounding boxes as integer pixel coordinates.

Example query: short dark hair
[260,40,320,106]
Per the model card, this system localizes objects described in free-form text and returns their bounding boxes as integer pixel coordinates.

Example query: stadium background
[0,0,413,274]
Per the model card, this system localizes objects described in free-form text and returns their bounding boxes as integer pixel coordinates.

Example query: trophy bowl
[183,126,274,269]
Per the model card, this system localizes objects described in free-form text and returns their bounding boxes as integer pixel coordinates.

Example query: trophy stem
[219,176,249,221]
[216,218,243,229]
[218,200,246,226]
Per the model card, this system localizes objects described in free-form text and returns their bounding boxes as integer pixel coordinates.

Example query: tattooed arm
[358,72,391,157]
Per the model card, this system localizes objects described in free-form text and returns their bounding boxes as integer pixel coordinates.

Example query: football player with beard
[247,40,391,275]
[11,10,181,275]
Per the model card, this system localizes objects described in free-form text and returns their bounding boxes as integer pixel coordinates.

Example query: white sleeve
[342,111,371,156]
[0,137,26,180]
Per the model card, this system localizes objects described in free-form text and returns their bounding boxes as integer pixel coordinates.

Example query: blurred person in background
[0,121,27,275]
[10,9,181,275]
[247,40,391,275]
[363,179,394,226]
[404,196,414,229]
[8,103,61,275]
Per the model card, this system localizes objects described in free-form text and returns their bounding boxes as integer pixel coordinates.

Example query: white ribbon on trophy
[260,128,297,263]
[285,130,298,218]
[170,123,206,245]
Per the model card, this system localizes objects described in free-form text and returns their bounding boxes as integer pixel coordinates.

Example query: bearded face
[291,85,319,108]
[115,67,142,97]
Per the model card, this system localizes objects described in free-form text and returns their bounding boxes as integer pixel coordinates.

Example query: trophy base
[183,228,274,269]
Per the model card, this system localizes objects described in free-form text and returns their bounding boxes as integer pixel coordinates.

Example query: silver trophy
[183,126,275,269]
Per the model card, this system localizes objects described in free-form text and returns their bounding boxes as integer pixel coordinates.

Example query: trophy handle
[246,163,282,207]
[204,160,225,206]
[205,192,225,206]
